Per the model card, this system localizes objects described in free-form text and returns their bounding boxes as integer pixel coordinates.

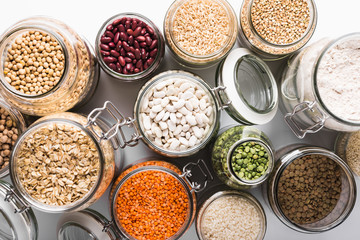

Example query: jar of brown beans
[96,13,165,82]
[0,16,99,116]
[239,0,317,60]
[267,145,356,233]
[0,98,26,178]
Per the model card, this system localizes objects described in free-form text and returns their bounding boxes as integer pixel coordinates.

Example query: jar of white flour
[281,33,360,138]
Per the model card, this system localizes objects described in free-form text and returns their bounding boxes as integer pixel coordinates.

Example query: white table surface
[1,0,360,239]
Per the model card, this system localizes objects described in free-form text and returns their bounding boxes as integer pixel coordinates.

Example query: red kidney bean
[106,25,114,31]
[118,24,125,33]
[101,50,110,56]
[100,16,160,76]
[118,56,126,66]
[149,40,157,50]
[133,27,142,37]
[128,35,134,45]
[136,36,146,42]
[150,49,158,58]
[134,40,140,49]
[122,41,130,52]
[127,29,133,36]
[145,36,152,46]
[119,32,127,41]
[105,31,114,39]
[101,36,112,44]
[110,50,120,57]
[134,49,141,59]
[100,44,110,51]
[127,52,135,59]
[114,32,120,44]
[146,25,154,35]
[103,56,117,64]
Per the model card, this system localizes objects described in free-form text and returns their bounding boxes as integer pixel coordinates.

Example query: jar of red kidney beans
[96,13,165,82]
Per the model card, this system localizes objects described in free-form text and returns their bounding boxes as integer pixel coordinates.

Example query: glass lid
[57,209,119,240]
[0,180,38,240]
[216,48,278,125]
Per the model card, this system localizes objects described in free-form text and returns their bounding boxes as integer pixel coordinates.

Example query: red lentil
[112,161,191,240]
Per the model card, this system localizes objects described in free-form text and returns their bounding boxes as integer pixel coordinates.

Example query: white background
[1,0,360,239]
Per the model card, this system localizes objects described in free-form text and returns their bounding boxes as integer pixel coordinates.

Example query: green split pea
[231,141,269,181]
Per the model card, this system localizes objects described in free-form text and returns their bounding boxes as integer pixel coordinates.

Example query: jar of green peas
[211,125,274,189]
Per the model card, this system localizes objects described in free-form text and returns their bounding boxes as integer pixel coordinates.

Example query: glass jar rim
[110,165,195,240]
[164,0,238,59]
[95,12,164,81]
[313,33,360,126]
[226,138,274,186]
[269,146,356,233]
[134,70,219,157]
[9,118,105,213]
[0,25,70,98]
[196,190,267,240]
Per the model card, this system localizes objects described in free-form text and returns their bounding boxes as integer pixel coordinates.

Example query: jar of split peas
[0,16,99,116]
[108,159,212,240]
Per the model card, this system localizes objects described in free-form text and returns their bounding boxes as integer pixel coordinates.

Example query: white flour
[317,38,360,122]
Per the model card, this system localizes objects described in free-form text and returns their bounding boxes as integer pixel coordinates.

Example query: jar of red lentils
[0,16,99,116]
[96,13,165,82]
[239,0,317,60]
[9,102,124,213]
[164,0,238,68]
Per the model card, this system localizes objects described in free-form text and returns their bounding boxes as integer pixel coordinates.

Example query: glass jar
[9,105,122,213]
[267,145,356,233]
[196,189,266,240]
[335,131,360,177]
[0,180,38,240]
[164,0,238,68]
[0,98,27,178]
[281,34,360,138]
[57,159,212,240]
[131,51,278,157]
[0,16,99,116]
[239,0,317,60]
[95,13,165,82]
[212,125,274,189]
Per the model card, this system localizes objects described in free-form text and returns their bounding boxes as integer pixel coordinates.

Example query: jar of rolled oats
[0,16,99,116]
[9,102,125,213]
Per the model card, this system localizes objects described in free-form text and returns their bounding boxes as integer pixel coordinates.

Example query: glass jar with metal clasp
[56,159,213,240]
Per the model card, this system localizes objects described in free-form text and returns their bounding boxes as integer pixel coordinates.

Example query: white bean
[155,110,165,122]
[152,105,162,113]
[170,139,180,150]
[159,121,167,130]
[162,111,170,121]
[143,115,151,130]
[186,115,197,126]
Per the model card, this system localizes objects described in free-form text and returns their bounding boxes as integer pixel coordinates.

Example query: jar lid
[57,209,119,240]
[216,48,278,125]
[0,180,37,240]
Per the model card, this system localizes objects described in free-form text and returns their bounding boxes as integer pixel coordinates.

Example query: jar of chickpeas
[0,16,99,116]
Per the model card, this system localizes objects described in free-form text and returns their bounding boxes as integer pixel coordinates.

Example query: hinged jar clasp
[211,86,231,110]
[4,189,29,214]
[180,159,213,192]
[85,101,142,149]
[284,101,327,139]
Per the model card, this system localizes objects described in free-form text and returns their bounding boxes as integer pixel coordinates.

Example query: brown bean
[116,62,122,72]
[114,32,120,44]
[127,29,133,36]
[149,40,157,50]
[125,20,131,29]
[145,36,152,46]
[122,68,128,74]
[103,56,117,63]
[100,36,112,44]
[134,68,140,73]
[106,24,114,31]
[120,17,127,24]
[105,31,114,39]
[144,62,149,70]
[119,32,127,41]
[132,20,137,30]
[108,42,115,48]
[126,63,133,71]
[100,50,110,56]
[112,19,122,26]
[141,48,147,60]
[118,56,126,66]
[108,63,117,71]
[140,42,147,48]
[140,28,146,35]
[134,49,141,59]
[149,48,158,58]
[112,27,118,34]
[134,40,140,49]
[120,48,126,56]
[136,36,146,42]
[133,27,142,37]
[129,46,135,53]
[116,41,122,51]
[118,24,125,33]
[128,35,134,45]
[124,57,132,63]
[100,44,110,51]
[110,50,120,58]
[147,57,154,66]
[146,25,155,35]
[136,59,142,68]
[122,42,130,52]
[127,52,135,59]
